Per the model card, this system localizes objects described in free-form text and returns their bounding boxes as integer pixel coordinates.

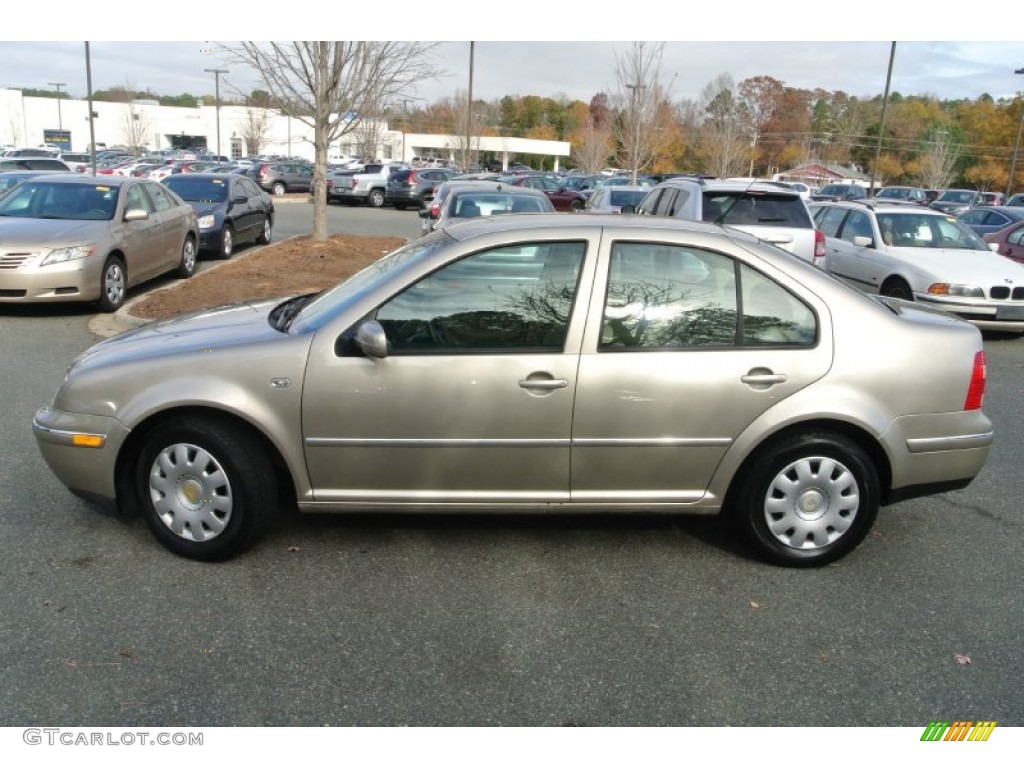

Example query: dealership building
[0,88,571,170]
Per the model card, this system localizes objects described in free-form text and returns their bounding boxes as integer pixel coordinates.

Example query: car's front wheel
[177,236,197,277]
[97,255,126,313]
[881,278,912,301]
[219,225,234,259]
[136,418,277,561]
[730,431,879,567]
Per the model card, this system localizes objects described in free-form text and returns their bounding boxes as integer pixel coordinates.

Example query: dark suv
[810,183,868,202]
[385,168,459,209]
[246,162,313,195]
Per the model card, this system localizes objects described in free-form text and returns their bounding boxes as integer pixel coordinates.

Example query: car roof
[654,178,802,196]
[16,173,136,186]
[816,199,950,215]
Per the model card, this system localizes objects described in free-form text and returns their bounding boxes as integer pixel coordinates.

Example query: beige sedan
[0,175,199,311]
[34,215,993,566]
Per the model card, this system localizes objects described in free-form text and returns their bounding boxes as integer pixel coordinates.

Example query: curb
[87,235,305,339]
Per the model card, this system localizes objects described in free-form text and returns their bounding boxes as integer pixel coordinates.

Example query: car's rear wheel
[271,182,286,196]
[881,278,912,301]
[219,225,234,259]
[256,215,272,245]
[97,255,126,313]
[730,431,879,567]
[136,418,277,561]
[367,189,385,208]
[570,199,584,212]
[177,236,197,278]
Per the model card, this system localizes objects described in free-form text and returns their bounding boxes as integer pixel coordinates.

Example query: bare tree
[7,113,22,146]
[449,89,481,169]
[239,105,271,156]
[119,102,153,154]
[571,117,613,173]
[225,42,439,241]
[612,42,675,183]
[738,76,784,176]
[915,129,960,189]
[699,73,748,178]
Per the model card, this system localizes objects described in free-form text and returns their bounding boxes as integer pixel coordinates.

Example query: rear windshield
[609,190,647,207]
[703,191,811,227]
[164,176,229,203]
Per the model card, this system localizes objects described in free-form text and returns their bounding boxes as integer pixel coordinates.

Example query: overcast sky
[3,6,1022,107]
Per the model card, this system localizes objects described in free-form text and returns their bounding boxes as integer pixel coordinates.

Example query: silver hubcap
[263,218,271,240]
[764,456,859,550]
[222,229,232,256]
[183,240,196,271]
[104,262,125,305]
[149,443,233,542]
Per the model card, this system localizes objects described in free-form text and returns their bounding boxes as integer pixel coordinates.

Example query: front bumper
[0,257,103,303]
[917,295,1024,333]
[33,407,130,505]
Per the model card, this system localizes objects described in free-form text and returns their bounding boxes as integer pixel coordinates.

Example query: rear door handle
[518,378,568,390]
[741,369,787,390]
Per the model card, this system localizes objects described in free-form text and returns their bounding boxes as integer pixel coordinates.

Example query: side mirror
[354,320,389,359]
[852,236,873,248]
[123,208,149,222]
[233,194,247,203]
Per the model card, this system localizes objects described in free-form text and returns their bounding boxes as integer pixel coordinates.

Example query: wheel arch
[720,418,893,514]
[114,405,296,519]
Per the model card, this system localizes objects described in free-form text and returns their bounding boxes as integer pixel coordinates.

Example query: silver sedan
[34,215,992,566]
[0,175,199,311]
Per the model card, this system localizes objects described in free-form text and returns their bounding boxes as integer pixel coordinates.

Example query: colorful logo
[921,721,997,741]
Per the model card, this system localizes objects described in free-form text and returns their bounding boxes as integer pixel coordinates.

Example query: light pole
[625,83,645,184]
[48,81,66,134]
[205,68,228,157]
[1006,67,1024,198]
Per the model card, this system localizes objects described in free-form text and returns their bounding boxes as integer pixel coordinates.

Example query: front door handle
[518,378,568,391]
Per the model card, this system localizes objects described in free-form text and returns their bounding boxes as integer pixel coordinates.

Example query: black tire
[367,188,385,208]
[271,182,286,196]
[218,224,234,259]
[570,199,584,212]
[177,236,197,278]
[256,214,272,245]
[97,255,126,313]
[135,418,277,561]
[881,279,912,301]
[730,431,879,567]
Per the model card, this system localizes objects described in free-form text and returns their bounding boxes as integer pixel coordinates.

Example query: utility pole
[625,83,645,184]
[1006,67,1024,198]
[205,68,228,157]
[870,42,897,194]
[464,42,474,173]
[85,43,97,174]
[48,81,66,133]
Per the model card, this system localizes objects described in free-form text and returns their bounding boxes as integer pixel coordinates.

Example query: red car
[984,219,1024,263]
[499,174,587,212]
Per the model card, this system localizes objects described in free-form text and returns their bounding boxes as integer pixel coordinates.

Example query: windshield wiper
[270,293,318,331]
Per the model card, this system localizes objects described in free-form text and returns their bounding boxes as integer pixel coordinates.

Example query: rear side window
[390,170,411,182]
[601,242,816,349]
[816,206,848,237]
[703,192,811,227]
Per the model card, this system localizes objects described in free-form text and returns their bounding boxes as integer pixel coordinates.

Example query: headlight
[41,245,95,266]
[927,283,984,298]
[197,215,216,230]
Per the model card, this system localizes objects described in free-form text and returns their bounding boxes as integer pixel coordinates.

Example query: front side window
[376,241,586,353]
[601,242,816,350]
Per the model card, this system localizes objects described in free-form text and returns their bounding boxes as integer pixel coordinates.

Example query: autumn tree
[225,42,438,241]
[738,76,784,176]
[915,129,960,188]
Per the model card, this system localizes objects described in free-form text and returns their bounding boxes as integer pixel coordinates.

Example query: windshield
[877,212,990,250]
[938,190,975,203]
[875,188,908,199]
[164,177,229,203]
[289,235,453,333]
[0,181,118,220]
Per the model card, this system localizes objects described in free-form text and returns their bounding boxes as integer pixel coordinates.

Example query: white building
[0,89,572,170]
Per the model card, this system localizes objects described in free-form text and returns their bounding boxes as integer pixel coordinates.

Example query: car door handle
[741,370,787,387]
[518,378,568,390]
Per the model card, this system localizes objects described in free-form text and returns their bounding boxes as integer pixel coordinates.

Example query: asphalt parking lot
[1,202,1022,727]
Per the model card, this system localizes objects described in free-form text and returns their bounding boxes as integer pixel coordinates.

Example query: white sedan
[812,201,1024,333]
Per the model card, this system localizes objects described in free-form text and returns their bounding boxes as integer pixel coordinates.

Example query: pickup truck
[327,163,403,207]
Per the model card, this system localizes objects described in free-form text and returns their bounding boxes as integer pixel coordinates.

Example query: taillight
[813,228,826,263]
[964,351,986,410]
